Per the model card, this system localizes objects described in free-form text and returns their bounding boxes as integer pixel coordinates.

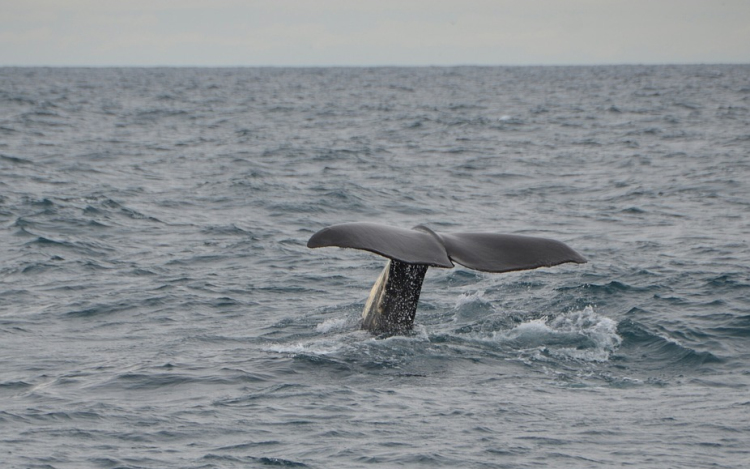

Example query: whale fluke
[307,222,453,267]
[438,231,587,273]
[307,223,586,333]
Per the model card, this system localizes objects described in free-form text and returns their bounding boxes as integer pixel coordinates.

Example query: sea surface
[1,65,749,468]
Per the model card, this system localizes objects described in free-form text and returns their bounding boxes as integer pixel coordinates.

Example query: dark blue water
[1,66,750,468]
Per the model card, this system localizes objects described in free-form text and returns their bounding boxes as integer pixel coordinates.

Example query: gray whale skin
[307,222,587,334]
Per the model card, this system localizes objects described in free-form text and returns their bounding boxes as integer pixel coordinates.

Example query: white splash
[264,340,342,356]
[315,317,350,334]
[548,306,621,352]
[496,306,621,362]
[454,290,488,308]
[264,343,309,354]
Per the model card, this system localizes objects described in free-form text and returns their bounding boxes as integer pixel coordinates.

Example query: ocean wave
[617,319,723,369]
[3,65,750,469]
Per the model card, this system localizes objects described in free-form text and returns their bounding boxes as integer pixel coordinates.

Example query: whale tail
[361,259,427,333]
[307,223,586,333]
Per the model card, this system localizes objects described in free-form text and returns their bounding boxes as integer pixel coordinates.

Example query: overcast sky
[2,0,749,67]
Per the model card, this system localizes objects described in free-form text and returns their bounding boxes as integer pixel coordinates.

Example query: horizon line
[2,61,749,69]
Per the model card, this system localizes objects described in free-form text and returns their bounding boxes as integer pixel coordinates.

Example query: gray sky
[2,0,749,66]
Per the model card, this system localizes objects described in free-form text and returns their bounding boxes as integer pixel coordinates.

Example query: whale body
[308,223,586,334]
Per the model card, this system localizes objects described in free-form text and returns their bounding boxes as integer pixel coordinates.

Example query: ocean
[1,65,749,468]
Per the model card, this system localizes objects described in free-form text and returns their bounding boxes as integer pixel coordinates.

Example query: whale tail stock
[307,223,587,334]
